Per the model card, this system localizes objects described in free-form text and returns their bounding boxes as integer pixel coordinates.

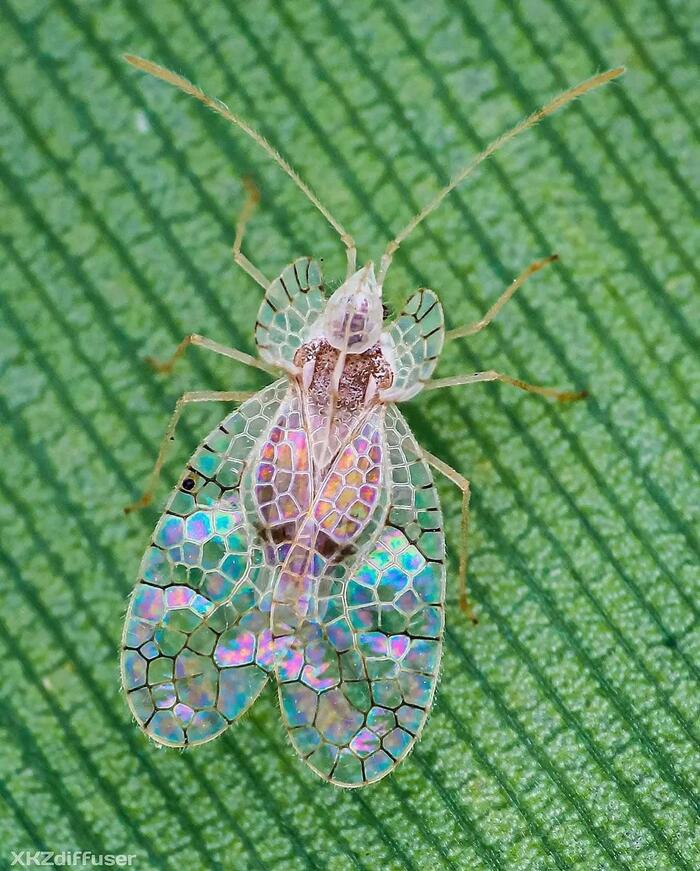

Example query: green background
[0,0,698,868]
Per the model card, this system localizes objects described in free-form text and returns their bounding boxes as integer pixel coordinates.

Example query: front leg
[124,389,255,514]
[147,333,277,376]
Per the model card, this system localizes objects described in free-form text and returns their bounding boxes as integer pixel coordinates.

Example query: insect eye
[181,476,196,491]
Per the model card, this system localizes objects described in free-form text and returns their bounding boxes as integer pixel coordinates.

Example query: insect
[120,55,623,787]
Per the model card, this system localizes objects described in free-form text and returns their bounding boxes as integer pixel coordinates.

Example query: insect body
[120,56,623,786]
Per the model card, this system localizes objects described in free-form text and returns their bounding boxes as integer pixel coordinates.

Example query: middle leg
[424,370,587,402]
[446,254,558,341]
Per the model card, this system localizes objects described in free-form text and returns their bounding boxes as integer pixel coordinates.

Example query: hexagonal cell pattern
[383,289,444,401]
[254,391,311,531]
[313,408,383,544]
[255,257,326,371]
[121,381,287,746]
[277,405,444,786]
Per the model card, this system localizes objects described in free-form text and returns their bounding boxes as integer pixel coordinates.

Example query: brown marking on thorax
[294,338,393,412]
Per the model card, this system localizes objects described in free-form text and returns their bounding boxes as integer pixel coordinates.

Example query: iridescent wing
[381,289,444,401]
[277,404,445,786]
[255,257,326,371]
[121,380,289,746]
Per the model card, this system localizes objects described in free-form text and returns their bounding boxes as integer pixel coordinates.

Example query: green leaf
[1,0,699,868]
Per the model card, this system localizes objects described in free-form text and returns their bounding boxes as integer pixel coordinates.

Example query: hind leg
[422,449,477,624]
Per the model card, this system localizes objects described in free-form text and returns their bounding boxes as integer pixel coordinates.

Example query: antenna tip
[123,54,161,77]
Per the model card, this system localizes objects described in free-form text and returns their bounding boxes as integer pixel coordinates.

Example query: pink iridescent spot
[337,449,355,472]
[157,516,183,547]
[321,475,341,499]
[288,430,308,461]
[215,507,242,532]
[256,629,275,668]
[350,727,381,757]
[360,632,388,655]
[296,593,311,618]
[355,437,369,453]
[185,511,211,542]
[166,586,195,609]
[277,645,304,681]
[314,499,333,520]
[390,635,410,659]
[306,640,328,666]
[132,585,163,621]
[359,485,377,505]
[383,528,406,551]
[152,682,176,709]
[257,462,274,483]
[214,630,256,666]
[301,663,338,691]
[174,703,194,725]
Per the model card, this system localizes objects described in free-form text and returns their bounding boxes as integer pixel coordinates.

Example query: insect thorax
[295,338,392,411]
[293,337,393,478]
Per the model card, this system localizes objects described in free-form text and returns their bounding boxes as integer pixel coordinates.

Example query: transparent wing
[121,380,288,746]
[255,257,326,371]
[277,404,445,786]
[382,289,444,401]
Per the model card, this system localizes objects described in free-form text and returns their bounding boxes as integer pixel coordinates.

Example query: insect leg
[445,255,558,341]
[147,333,277,376]
[124,389,254,514]
[422,449,477,623]
[231,177,271,290]
[424,370,588,402]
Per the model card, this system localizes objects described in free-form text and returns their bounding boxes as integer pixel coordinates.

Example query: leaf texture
[0,0,698,868]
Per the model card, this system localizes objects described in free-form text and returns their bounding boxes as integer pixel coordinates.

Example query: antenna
[377,67,625,282]
[124,55,357,275]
